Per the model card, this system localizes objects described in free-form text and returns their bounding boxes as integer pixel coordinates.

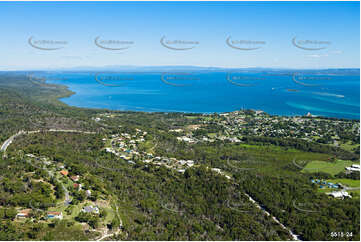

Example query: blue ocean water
[43,71,360,119]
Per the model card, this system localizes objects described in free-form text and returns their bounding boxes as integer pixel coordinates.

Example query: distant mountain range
[4,65,360,74]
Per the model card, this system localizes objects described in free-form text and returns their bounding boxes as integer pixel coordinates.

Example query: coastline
[42,74,360,121]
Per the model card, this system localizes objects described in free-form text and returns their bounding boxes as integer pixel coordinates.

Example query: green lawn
[185,116,198,120]
[222,143,330,178]
[138,140,155,153]
[207,133,216,138]
[103,206,116,225]
[301,160,355,176]
[316,179,360,199]
[104,138,112,148]
[317,187,337,194]
[327,179,360,188]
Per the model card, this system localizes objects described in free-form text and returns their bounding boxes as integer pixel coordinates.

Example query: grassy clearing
[207,133,216,138]
[316,179,360,199]
[139,140,155,153]
[301,160,354,176]
[317,187,337,194]
[327,179,360,188]
[104,138,112,148]
[103,206,115,225]
[225,144,330,178]
[185,116,198,120]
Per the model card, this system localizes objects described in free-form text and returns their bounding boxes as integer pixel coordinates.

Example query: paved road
[1,129,94,204]
[1,130,25,152]
[62,183,71,206]
[3,128,299,240]
[26,157,72,206]
[47,168,71,206]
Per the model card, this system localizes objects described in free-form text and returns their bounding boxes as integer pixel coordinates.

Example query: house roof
[19,209,31,214]
[60,170,69,176]
[83,206,98,213]
[47,211,61,215]
[18,209,32,216]
[71,175,79,181]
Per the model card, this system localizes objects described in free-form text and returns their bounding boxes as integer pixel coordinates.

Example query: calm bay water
[43,71,360,119]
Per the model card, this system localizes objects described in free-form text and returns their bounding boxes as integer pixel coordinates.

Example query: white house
[327,191,352,199]
[47,211,63,220]
[82,205,99,214]
[16,209,31,218]
[86,190,92,196]
[211,168,221,173]
[345,164,360,172]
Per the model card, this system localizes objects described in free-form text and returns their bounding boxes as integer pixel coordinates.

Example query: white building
[86,190,92,196]
[211,168,221,173]
[82,205,99,214]
[345,164,360,172]
[327,191,352,199]
[47,211,63,220]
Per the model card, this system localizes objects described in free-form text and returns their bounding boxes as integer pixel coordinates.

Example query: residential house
[17,209,32,218]
[60,170,69,176]
[82,205,99,214]
[47,211,63,220]
[327,191,352,199]
[345,164,360,172]
[86,190,92,196]
[70,175,80,182]
[73,183,82,190]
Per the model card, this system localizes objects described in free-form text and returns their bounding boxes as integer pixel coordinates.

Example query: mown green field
[317,179,360,199]
[327,179,360,188]
[301,160,355,176]
[221,143,331,178]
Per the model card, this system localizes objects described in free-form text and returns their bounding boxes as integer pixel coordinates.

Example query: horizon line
[1,65,360,72]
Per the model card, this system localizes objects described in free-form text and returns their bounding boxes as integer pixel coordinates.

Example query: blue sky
[0,1,359,70]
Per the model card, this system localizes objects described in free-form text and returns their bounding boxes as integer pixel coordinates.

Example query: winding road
[3,129,298,240]
[1,130,25,153]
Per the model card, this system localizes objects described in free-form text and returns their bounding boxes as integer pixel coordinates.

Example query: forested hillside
[0,72,359,241]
